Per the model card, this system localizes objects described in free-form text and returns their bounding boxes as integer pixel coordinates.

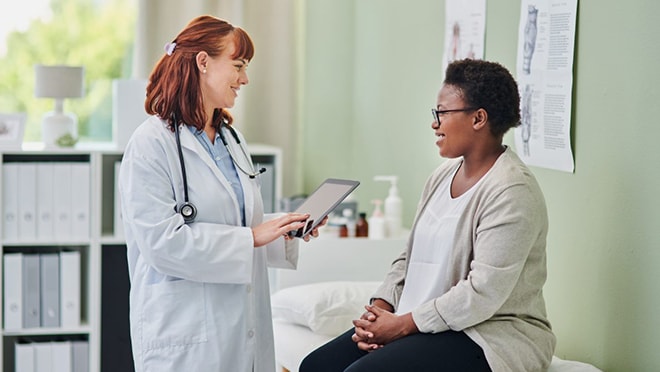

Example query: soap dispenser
[368,199,386,240]
[374,176,403,238]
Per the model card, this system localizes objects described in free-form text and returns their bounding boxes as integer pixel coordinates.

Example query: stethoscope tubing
[171,113,264,223]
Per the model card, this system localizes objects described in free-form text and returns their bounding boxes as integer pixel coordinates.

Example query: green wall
[299,1,660,371]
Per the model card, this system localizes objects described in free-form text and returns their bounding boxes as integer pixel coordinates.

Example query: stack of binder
[3,251,81,330]
[2,162,91,242]
[15,340,89,372]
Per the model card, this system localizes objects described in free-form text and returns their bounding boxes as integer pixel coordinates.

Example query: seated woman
[299,59,556,372]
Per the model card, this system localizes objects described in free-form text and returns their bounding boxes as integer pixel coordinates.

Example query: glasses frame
[431,107,478,123]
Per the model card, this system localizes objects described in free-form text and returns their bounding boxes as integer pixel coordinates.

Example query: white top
[396,167,479,315]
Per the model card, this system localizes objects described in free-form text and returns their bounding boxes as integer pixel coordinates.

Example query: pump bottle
[374,176,403,238]
[368,199,386,239]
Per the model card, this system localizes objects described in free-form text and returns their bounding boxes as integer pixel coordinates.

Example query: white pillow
[271,281,381,336]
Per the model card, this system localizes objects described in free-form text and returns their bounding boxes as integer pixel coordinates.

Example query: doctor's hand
[302,215,328,242]
[252,213,309,247]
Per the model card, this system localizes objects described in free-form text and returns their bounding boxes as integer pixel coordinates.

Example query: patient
[299,59,556,372]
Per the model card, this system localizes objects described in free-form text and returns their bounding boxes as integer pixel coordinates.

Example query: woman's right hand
[252,213,309,247]
[351,299,394,351]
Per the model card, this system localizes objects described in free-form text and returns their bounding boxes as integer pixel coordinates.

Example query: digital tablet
[288,178,360,238]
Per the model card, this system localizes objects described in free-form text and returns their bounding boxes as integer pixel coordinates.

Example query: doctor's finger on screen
[252,213,310,247]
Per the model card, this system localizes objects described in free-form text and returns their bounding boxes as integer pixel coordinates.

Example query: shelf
[3,325,92,337]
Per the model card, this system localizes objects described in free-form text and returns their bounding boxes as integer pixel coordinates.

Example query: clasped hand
[351,302,418,352]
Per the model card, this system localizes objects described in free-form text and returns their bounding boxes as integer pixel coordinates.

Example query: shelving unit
[1,148,100,372]
[1,143,282,372]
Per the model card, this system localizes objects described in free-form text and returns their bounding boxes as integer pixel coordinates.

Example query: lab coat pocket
[141,280,208,351]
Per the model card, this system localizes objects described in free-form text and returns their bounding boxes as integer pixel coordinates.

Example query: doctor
[119,15,318,372]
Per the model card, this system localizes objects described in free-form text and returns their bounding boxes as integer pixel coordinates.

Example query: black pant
[299,329,492,372]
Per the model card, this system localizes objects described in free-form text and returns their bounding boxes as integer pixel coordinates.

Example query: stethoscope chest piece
[179,202,197,224]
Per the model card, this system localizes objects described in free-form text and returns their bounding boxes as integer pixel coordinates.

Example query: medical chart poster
[442,0,486,70]
[514,0,578,173]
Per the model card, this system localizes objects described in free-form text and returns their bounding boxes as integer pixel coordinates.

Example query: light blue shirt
[189,126,246,226]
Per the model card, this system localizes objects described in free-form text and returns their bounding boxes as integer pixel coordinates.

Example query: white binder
[70,163,91,239]
[52,163,72,240]
[60,250,81,327]
[40,253,60,327]
[114,161,124,238]
[3,252,23,330]
[36,162,55,240]
[17,163,37,240]
[33,342,53,372]
[22,253,41,328]
[51,341,73,372]
[2,163,19,241]
[15,342,35,372]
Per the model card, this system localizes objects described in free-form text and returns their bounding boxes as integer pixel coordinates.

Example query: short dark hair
[444,59,521,137]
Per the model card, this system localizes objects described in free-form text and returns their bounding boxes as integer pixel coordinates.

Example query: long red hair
[145,15,254,132]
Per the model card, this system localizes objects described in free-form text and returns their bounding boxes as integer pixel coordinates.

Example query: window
[0,0,137,144]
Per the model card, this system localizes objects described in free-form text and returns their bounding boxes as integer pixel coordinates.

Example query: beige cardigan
[372,147,556,372]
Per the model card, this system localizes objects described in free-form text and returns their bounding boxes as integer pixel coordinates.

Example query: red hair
[145,15,255,132]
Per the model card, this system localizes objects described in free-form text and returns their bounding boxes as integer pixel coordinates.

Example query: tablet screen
[289,178,360,238]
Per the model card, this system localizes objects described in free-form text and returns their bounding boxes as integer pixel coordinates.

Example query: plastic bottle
[368,200,386,240]
[342,208,356,237]
[355,212,369,238]
[374,176,403,238]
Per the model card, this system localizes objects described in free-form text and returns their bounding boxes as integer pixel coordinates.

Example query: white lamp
[34,65,85,147]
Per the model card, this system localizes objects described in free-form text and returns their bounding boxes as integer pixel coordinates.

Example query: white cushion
[548,356,603,372]
[271,281,381,336]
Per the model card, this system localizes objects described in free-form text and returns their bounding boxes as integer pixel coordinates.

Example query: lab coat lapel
[177,126,241,211]
[224,127,258,227]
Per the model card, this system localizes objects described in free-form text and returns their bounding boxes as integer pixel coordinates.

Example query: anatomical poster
[443,0,486,70]
[514,0,578,173]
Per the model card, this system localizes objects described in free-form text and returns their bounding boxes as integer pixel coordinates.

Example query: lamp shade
[34,65,85,99]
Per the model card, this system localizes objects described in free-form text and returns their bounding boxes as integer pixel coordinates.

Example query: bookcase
[1,143,282,372]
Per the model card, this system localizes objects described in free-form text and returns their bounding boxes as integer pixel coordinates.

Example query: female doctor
[118,15,317,372]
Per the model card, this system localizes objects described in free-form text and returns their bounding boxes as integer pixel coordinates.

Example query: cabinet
[1,143,281,372]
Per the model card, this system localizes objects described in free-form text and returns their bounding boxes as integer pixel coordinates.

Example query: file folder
[15,342,35,372]
[17,163,37,240]
[3,252,23,330]
[36,162,55,240]
[22,254,41,328]
[2,163,19,241]
[60,250,81,327]
[40,253,60,327]
[52,163,72,240]
[114,161,124,238]
[70,163,91,240]
[33,342,52,372]
[51,341,73,372]
[72,340,89,372]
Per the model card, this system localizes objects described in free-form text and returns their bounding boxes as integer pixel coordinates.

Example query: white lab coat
[118,116,298,372]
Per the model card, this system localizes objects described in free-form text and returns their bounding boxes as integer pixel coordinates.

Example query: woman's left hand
[352,305,419,346]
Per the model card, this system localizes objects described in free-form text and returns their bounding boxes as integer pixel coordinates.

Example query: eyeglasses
[431,107,478,123]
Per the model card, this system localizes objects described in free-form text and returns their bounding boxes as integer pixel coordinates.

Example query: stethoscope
[172,113,266,223]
